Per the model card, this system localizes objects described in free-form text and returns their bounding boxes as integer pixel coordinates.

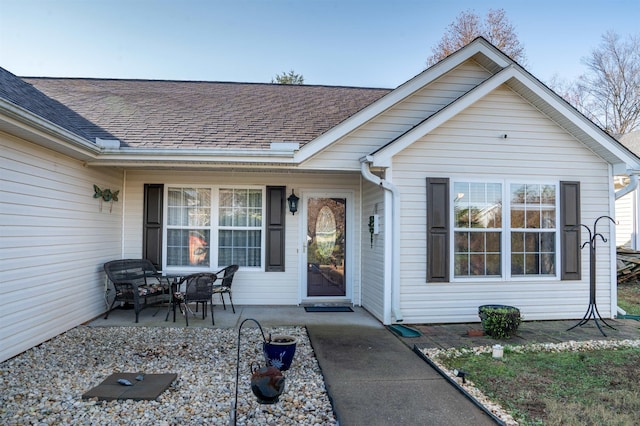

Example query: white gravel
[0,325,336,425]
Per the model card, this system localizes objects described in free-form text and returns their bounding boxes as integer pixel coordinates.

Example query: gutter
[360,156,403,323]
[615,170,639,200]
[0,98,101,158]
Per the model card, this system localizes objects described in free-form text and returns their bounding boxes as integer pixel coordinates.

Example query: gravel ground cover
[0,326,336,425]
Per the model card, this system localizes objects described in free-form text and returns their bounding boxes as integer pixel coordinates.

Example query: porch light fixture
[287,189,299,215]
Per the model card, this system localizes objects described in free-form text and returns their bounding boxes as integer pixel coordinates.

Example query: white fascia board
[0,98,100,160]
[371,66,520,167]
[294,38,511,165]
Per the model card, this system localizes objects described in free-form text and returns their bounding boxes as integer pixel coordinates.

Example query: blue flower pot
[263,335,297,371]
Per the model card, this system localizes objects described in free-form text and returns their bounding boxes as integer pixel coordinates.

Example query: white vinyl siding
[360,179,386,322]
[392,85,613,324]
[305,60,493,170]
[1,133,123,362]
[615,190,636,249]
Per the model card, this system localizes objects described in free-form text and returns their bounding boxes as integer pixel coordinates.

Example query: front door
[304,195,348,298]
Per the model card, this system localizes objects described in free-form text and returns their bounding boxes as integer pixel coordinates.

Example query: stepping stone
[82,373,177,401]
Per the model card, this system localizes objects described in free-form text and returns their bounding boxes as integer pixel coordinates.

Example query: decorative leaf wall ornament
[93,185,119,212]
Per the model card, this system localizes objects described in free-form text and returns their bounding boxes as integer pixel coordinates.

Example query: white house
[2,38,638,362]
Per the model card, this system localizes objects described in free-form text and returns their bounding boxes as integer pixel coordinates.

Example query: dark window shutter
[427,178,450,282]
[143,184,163,270]
[266,186,285,272]
[560,181,581,280]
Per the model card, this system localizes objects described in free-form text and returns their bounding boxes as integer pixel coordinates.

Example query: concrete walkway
[307,324,496,426]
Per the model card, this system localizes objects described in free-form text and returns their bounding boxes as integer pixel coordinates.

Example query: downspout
[360,156,403,323]
[614,170,638,316]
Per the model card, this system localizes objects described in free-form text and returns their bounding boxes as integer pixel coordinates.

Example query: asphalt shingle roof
[0,67,115,141]
[22,77,391,149]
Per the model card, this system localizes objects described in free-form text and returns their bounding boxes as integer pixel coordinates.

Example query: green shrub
[479,305,521,339]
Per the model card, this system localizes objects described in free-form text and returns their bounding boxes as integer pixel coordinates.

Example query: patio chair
[169,272,218,326]
[212,265,239,313]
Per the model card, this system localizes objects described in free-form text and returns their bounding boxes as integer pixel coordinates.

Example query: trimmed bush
[478,305,521,339]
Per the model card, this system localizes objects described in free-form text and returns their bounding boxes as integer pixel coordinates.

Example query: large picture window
[165,187,263,269]
[452,181,558,279]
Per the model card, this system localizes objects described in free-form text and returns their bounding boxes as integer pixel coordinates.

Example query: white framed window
[452,180,558,280]
[218,188,263,267]
[165,186,263,269]
[509,183,557,276]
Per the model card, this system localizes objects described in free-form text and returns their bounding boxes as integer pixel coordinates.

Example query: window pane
[526,210,541,228]
[219,190,233,208]
[248,189,262,207]
[219,208,233,226]
[454,182,470,228]
[234,208,248,227]
[525,254,538,274]
[511,184,526,204]
[541,185,555,204]
[166,229,210,267]
[455,254,469,276]
[541,232,555,252]
[511,232,524,252]
[542,208,556,228]
[469,254,485,275]
[541,254,555,274]
[525,232,539,252]
[218,248,232,266]
[454,232,469,252]
[469,233,484,252]
[486,254,501,275]
[511,254,524,275]
[247,248,261,267]
[486,232,501,252]
[248,208,262,227]
[525,184,541,204]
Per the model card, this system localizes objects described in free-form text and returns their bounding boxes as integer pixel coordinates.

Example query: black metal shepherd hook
[231,318,267,426]
[567,215,617,336]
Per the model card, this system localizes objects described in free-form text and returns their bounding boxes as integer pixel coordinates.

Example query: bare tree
[576,32,640,135]
[427,9,526,66]
[272,70,304,85]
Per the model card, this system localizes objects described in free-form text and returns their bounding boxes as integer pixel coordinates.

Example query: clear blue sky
[1,0,638,88]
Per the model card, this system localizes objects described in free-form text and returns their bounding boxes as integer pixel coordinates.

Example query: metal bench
[103,259,170,323]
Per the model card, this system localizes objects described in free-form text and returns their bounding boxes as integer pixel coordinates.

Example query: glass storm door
[305,197,347,297]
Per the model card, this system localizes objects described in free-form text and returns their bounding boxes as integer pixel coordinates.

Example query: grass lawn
[435,343,640,425]
[618,281,640,315]
[426,283,640,425]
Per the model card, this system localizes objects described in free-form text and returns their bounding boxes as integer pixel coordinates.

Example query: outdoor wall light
[287,189,299,215]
